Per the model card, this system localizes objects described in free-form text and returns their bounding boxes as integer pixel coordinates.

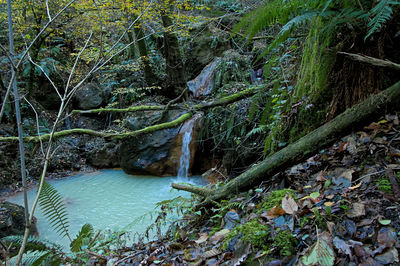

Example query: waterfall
[177,118,195,179]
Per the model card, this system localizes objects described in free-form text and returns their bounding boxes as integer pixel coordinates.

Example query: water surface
[7,169,204,248]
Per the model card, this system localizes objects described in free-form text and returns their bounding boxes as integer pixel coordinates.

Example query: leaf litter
[90,115,400,265]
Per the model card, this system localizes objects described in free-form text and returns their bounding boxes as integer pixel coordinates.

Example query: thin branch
[102,0,154,59]
[0,71,15,122]
[23,97,45,156]
[45,0,52,21]
[338,51,400,71]
[15,0,77,70]
[91,0,104,63]
[66,32,93,98]
[26,51,62,100]
[0,44,17,70]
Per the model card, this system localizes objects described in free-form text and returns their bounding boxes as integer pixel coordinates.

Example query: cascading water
[177,123,193,179]
[177,116,197,179]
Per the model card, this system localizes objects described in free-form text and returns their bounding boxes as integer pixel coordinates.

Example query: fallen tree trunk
[173,81,400,204]
[0,113,192,143]
[1,85,264,143]
[171,183,210,197]
[71,105,167,115]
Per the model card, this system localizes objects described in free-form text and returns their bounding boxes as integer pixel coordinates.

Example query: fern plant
[234,0,398,55]
[38,181,71,241]
[365,0,400,40]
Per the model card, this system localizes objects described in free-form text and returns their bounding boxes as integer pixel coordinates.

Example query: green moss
[223,219,270,250]
[376,176,392,194]
[259,189,296,211]
[273,230,297,256]
[287,17,336,143]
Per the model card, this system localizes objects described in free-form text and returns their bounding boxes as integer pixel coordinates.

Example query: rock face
[87,141,120,168]
[0,202,37,238]
[74,83,106,110]
[184,23,230,80]
[187,58,221,98]
[119,111,202,176]
[187,50,252,98]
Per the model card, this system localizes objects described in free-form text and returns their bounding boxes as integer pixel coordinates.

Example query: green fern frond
[233,0,329,42]
[70,223,94,252]
[10,250,52,266]
[246,125,267,137]
[1,235,63,251]
[259,11,319,58]
[365,0,400,40]
[38,181,71,240]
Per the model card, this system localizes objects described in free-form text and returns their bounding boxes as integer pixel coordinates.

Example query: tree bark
[133,15,157,85]
[186,81,400,204]
[161,11,186,98]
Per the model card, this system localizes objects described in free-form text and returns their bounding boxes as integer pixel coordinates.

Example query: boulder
[119,112,203,176]
[0,201,37,238]
[187,58,221,98]
[186,50,252,98]
[87,141,120,168]
[74,83,105,110]
[184,23,230,80]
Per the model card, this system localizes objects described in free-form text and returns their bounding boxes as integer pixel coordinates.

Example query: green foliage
[259,189,296,211]
[223,219,270,250]
[376,175,393,194]
[365,0,400,40]
[70,224,94,252]
[273,230,297,256]
[38,181,70,240]
[2,235,63,252]
[10,250,53,266]
[3,235,64,266]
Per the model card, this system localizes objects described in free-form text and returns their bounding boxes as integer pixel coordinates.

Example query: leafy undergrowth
[93,115,400,265]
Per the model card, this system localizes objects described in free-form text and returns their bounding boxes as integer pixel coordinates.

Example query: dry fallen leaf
[316,171,328,182]
[282,195,298,215]
[346,202,366,218]
[265,206,286,219]
[195,233,209,244]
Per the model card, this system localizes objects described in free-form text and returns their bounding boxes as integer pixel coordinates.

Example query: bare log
[338,51,400,71]
[171,183,211,197]
[200,81,400,204]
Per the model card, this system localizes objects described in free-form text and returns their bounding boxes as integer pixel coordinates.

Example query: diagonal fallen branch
[0,113,192,143]
[1,85,264,143]
[172,81,400,204]
[338,51,400,71]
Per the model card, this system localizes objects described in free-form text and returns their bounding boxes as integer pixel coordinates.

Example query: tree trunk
[132,16,157,86]
[126,30,137,59]
[161,11,186,98]
[183,81,400,204]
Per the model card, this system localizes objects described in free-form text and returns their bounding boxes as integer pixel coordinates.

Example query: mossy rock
[183,22,231,80]
[0,202,38,238]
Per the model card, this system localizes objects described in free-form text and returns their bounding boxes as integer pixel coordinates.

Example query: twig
[352,170,386,183]
[154,87,188,124]
[113,251,145,265]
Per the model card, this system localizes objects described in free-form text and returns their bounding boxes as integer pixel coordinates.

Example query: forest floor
[104,113,400,265]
